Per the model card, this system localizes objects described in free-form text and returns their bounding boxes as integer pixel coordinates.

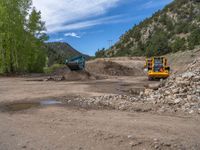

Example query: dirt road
[1,106,200,150]
[0,76,200,150]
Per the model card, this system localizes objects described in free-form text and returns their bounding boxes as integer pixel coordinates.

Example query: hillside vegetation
[0,0,48,73]
[98,0,200,57]
[45,42,82,66]
[45,42,90,66]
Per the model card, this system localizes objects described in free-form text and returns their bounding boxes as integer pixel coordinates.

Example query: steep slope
[106,0,200,57]
[45,42,89,66]
[165,48,200,73]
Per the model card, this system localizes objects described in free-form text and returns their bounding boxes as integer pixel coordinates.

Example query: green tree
[115,49,131,57]
[95,48,106,58]
[0,0,48,74]
[175,22,189,34]
[26,7,48,72]
[145,31,170,56]
[171,37,186,52]
[188,28,200,49]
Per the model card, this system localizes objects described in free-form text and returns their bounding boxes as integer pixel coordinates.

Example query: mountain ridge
[98,0,200,58]
[45,42,89,66]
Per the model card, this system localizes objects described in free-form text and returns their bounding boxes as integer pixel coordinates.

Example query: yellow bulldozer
[144,57,170,80]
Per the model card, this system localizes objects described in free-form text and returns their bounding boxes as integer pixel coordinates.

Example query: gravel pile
[140,58,200,114]
[63,93,161,113]
[64,95,142,111]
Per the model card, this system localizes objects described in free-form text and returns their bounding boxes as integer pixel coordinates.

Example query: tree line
[0,0,48,74]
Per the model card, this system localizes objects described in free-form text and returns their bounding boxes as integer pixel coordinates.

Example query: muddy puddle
[0,100,63,112]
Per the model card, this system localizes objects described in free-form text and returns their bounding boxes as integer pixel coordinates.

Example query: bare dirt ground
[0,76,151,103]
[1,106,200,150]
[0,55,200,150]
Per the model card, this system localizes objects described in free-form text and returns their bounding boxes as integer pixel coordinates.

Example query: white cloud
[32,0,121,33]
[142,0,173,9]
[64,32,81,38]
[49,38,64,42]
[143,1,153,8]
[48,15,123,33]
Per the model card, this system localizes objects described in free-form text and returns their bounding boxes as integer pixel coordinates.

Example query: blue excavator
[65,55,86,71]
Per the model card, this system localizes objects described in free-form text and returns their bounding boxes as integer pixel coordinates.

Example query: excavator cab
[145,57,170,80]
[66,55,85,71]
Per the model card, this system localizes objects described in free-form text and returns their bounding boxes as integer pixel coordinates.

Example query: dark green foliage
[44,64,65,74]
[159,14,174,31]
[115,49,131,57]
[188,28,200,49]
[0,0,48,74]
[171,37,186,52]
[131,49,145,56]
[95,48,106,58]
[145,31,171,56]
[175,22,189,34]
[132,27,141,42]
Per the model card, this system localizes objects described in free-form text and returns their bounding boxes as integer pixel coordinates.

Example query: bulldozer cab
[154,57,164,72]
[145,57,170,80]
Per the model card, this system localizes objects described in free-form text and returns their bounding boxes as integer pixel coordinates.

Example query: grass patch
[44,64,65,74]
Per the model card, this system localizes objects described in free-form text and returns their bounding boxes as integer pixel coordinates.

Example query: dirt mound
[63,70,95,81]
[52,66,71,76]
[47,66,96,81]
[86,60,144,76]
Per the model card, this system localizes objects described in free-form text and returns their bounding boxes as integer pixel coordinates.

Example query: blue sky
[33,0,173,56]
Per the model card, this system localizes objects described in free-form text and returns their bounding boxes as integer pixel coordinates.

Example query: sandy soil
[0,76,200,150]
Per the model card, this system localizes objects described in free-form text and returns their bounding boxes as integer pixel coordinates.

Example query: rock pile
[140,58,200,114]
[66,92,167,113]
[64,95,142,111]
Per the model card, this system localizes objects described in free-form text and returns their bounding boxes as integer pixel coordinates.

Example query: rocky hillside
[105,0,200,57]
[45,42,89,66]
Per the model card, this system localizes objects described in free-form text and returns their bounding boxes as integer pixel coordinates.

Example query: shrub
[44,64,65,74]
[188,28,200,49]
[171,37,186,52]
